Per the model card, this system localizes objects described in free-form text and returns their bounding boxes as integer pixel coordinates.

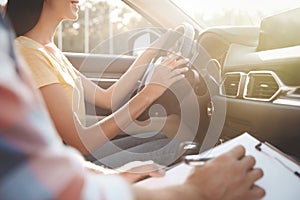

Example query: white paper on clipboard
[136,133,300,200]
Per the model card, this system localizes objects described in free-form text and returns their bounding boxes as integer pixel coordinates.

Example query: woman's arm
[123,115,194,141]
[81,50,157,111]
[40,55,188,156]
[82,30,176,111]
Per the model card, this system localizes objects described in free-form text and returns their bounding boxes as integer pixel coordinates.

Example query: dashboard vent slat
[220,73,243,97]
[244,72,280,101]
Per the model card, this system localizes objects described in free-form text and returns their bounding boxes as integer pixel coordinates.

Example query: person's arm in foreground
[133,146,265,200]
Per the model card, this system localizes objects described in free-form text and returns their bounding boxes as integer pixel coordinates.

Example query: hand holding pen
[183,145,265,200]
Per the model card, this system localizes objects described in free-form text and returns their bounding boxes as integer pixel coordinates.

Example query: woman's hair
[5,0,44,37]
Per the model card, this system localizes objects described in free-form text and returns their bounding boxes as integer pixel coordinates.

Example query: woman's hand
[144,54,189,99]
[84,160,165,183]
[83,160,116,174]
[117,160,166,183]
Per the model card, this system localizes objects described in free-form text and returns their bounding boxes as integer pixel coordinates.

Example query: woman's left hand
[144,54,189,100]
[117,160,166,183]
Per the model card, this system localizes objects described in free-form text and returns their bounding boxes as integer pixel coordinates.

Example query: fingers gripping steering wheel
[137,23,195,91]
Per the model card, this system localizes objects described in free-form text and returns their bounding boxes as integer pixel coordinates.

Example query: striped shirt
[0,15,133,200]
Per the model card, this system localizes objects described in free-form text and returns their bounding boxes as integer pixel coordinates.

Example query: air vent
[244,71,280,101]
[220,73,244,97]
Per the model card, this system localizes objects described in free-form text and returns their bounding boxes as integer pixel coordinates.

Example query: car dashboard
[195,9,300,159]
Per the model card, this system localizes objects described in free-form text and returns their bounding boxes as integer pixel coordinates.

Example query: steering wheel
[135,23,225,153]
[174,22,196,58]
[136,22,201,133]
[137,23,196,92]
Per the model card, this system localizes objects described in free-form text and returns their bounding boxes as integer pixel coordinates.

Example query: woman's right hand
[145,54,189,99]
[117,160,166,183]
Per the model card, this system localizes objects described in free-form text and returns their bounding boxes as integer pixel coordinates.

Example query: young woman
[5,0,191,167]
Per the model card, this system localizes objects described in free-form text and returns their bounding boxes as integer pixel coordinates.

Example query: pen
[183,154,213,166]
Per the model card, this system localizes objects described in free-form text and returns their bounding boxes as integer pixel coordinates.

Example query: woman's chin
[66,14,79,21]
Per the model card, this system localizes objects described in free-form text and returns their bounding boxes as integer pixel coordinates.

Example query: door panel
[65,52,135,81]
[65,52,136,122]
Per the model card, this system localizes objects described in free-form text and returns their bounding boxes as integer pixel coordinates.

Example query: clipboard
[136,133,300,200]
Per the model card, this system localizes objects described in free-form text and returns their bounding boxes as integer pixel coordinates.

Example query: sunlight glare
[172,0,300,26]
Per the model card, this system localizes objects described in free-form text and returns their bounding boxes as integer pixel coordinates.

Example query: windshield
[171,0,300,27]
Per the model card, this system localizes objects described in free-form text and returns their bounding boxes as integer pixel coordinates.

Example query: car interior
[1,1,299,199]
[198,8,300,159]
[64,0,300,160]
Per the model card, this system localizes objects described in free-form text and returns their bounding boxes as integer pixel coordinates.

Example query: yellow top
[15,36,86,126]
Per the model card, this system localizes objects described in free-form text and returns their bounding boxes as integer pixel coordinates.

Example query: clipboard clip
[255,142,300,178]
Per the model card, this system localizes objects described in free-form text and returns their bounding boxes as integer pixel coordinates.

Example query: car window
[171,0,300,27]
[54,0,152,54]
